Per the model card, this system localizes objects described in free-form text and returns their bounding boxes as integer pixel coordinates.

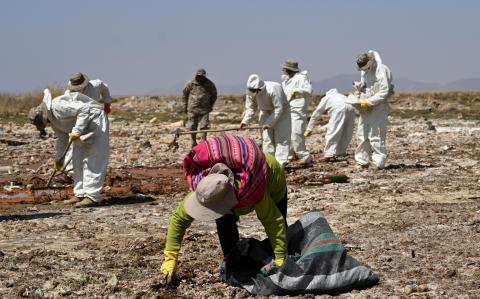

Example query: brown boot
[63,196,82,204]
[74,198,97,208]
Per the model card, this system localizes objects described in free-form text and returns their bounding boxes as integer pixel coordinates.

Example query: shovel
[167,126,263,151]
[45,139,73,188]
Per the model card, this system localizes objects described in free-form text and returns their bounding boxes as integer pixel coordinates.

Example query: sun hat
[68,72,89,92]
[356,52,374,71]
[28,102,48,131]
[184,170,238,221]
[282,60,300,72]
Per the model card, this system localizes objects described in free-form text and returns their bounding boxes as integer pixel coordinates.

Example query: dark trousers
[215,190,288,257]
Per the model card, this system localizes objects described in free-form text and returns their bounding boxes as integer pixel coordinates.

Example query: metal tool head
[167,128,182,152]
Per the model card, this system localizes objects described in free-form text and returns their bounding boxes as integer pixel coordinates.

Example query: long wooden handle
[177,126,263,135]
[46,139,73,188]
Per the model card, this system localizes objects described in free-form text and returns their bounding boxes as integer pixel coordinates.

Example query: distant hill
[147,76,480,95]
[311,75,480,93]
[442,78,480,91]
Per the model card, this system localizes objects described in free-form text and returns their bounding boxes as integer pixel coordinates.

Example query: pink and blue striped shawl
[183,134,267,208]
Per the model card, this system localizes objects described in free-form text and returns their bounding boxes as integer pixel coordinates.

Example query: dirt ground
[1,93,480,298]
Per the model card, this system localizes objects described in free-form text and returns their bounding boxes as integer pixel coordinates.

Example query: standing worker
[67,72,113,114]
[182,68,218,147]
[304,88,356,160]
[281,60,313,164]
[240,74,291,166]
[28,89,109,207]
[354,50,394,169]
[160,135,288,284]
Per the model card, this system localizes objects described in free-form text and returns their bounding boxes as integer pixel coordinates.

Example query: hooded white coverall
[307,89,356,157]
[66,79,112,105]
[282,70,312,162]
[63,79,112,172]
[241,77,291,166]
[356,50,394,168]
[43,90,109,202]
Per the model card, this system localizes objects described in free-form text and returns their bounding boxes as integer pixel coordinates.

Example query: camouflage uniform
[182,70,217,145]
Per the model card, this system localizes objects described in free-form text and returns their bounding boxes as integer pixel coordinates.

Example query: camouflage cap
[28,102,48,131]
[356,52,374,71]
[196,68,207,77]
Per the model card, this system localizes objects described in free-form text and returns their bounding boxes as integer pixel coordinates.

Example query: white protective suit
[43,89,109,202]
[306,88,356,157]
[67,79,113,105]
[241,75,291,165]
[355,50,394,168]
[82,79,112,104]
[282,70,312,162]
[63,79,112,172]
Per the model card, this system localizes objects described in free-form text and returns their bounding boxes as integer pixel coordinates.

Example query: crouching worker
[161,135,288,284]
[28,89,109,207]
[304,88,356,161]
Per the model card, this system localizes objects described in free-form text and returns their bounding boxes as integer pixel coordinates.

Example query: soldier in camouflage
[182,68,218,147]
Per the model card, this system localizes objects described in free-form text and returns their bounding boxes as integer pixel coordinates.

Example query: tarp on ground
[222,211,379,296]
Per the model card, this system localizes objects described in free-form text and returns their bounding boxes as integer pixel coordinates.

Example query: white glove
[43,88,52,108]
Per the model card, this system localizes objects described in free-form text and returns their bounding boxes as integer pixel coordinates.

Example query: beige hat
[184,170,238,221]
[68,72,89,92]
[282,60,300,72]
[356,53,374,71]
[28,102,48,131]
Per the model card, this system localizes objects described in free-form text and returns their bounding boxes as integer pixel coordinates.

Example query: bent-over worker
[160,135,288,284]
[28,89,109,207]
[305,88,356,160]
[67,72,113,114]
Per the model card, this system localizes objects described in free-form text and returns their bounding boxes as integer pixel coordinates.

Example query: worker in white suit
[29,89,110,207]
[281,60,312,164]
[240,74,291,166]
[353,50,394,169]
[67,72,113,113]
[304,88,355,159]
[56,72,112,176]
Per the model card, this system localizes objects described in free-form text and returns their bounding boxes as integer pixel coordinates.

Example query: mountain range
[147,75,480,95]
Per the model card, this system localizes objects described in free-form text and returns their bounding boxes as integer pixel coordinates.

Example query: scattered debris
[0,138,27,146]
[0,93,479,297]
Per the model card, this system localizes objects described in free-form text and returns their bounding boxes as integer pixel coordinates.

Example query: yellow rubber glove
[290,91,297,99]
[275,256,285,267]
[160,250,178,284]
[359,99,369,109]
[304,130,312,137]
[69,131,80,141]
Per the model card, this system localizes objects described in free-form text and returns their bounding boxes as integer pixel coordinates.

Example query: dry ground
[0,92,479,298]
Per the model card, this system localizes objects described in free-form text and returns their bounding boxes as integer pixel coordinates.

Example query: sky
[1,0,479,95]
